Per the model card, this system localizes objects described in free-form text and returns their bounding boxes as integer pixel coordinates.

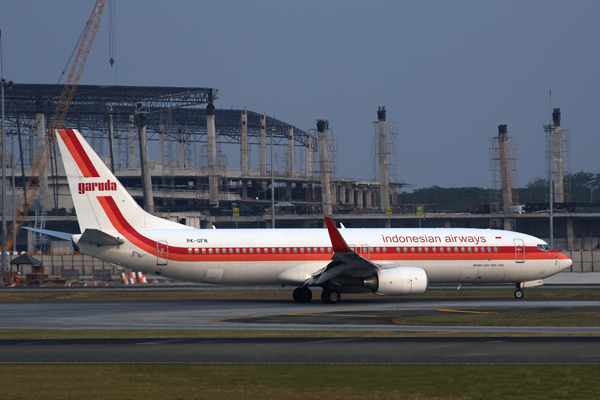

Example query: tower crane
[2,0,106,251]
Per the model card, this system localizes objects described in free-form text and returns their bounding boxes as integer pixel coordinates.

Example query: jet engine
[362,267,428,295]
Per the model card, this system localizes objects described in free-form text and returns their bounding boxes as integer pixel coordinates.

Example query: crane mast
[2,0,106,251]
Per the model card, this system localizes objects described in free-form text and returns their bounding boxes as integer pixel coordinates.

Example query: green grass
[0,364,598,400]
[0,288,599,302]
[394,311,600,327]
[0,329,599,340]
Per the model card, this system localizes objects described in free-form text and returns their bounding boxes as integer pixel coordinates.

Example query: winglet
[324,217,352,253]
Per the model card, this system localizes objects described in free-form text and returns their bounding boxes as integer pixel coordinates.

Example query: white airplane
[31,129,572,303]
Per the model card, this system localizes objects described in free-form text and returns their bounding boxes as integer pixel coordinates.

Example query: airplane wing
[303,217,378,286]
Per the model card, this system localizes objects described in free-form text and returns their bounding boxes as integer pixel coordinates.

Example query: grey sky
[1,0,598,190]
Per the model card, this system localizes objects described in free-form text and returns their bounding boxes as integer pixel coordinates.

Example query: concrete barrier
[570,250,582,272]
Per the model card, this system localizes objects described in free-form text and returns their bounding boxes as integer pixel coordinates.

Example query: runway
[1,337,599,364]
[1,297,599,333]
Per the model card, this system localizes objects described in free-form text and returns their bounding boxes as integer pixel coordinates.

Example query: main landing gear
[293,287,312,303]
[292,287,341,304]
[321,288,341,304]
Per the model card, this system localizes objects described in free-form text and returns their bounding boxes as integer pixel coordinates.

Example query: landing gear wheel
[293,287,312,303]
[321,288,341,304]
[513,289,524,299]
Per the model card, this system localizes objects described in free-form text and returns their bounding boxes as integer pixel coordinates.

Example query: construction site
[0,0,599,282]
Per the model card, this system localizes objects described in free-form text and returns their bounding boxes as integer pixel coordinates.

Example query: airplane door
[514,239,525,263]
[157,240,168,265]
[359,244,370,260]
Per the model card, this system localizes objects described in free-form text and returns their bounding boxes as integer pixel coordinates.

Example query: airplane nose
[559,252,572,271]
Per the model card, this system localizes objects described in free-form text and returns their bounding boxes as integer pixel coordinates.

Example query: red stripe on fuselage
[95,194,561,264]
[57,129,100,178]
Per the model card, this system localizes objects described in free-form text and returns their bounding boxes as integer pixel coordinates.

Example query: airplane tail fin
[55,129,187,234]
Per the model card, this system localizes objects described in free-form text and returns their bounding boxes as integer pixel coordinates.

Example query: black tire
[299,287,312,302]
[292,287,302,302]
[321,289,341,304]
[514,289,524,299]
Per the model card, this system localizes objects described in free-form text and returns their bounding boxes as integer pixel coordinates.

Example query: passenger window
[320,248,325,253]
[383,247,387,253]
[249,248,253,254]
[286,248,290,254]
[487,247,492,252]
[418,247,422,253]
[376,247,380,253]
[202,249,206,254]
[255,248,259,254]
[494,247,498,253]
[300,248,304,253]
[279,248,283,254]
[480,247,485,253]
[293,248,297,253]
[439,247,444,253]
[454,247,459,253]
[404,248,408,253]
[229,248,233,254]
[188,248,192,254]
[195,249,199,255]
[396,247,400,253]
[461,247,465,253]
[468,247,472,253]
[242,248,246,254]
[236,248,240,254]
[370,247,374,253]
[209,249,213,254]
[432,247,436,253]
[314,248,318,253]
[307,248,311,253]
[327,248,332,253]
[216,249,220,254]
[425,247,429,253]
[411,248,415,253]
[474,247,478,253]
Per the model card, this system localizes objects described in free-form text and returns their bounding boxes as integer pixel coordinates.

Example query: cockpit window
[537,244,551,252]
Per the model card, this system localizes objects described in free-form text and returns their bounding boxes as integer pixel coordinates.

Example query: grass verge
[1,329,599,340]
[0,364,598,400]
[0,288,599,301]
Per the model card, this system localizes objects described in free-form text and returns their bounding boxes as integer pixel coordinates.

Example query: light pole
[270,127,275,228]
[587,180,598,203]
[1,29,8,280]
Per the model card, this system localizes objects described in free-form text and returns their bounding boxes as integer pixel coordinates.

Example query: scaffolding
[544,127,571,203]
[489,135,519,229]
[371,121,398,205]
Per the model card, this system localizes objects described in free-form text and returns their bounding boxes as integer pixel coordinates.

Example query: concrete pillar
[108,109,115,172]
[260,114,267,177]
[365,189,372,208]
[240,110,248,176]
[305,133,312,179]
[158,122,165,167]
[288,126,294,178]
[207,103,219,206]
[128,115,135,168]
[286,182,292,199]
[36,113,49,200]
[317,120,332,216]
[242,180,248,199]
[444,219,451,228]
[377,107,389,210]
[552,109,564,203]
[178,130,185,169]
[339,183,346,204]
[567,217,574,249]
[137,113,154,214]
[498,125,514,231]
[356,189,363,208]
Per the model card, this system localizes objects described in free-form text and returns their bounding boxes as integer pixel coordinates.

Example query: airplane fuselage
[76,226,570,288]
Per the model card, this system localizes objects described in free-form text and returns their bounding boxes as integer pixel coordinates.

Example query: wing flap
[304,217,379,286]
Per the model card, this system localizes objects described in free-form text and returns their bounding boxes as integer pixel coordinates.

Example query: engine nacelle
[362,267,428,295]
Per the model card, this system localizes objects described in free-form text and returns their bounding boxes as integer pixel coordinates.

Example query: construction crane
[2,0,106,251]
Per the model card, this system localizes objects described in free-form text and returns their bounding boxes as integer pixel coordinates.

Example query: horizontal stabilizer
[79,229,125,246]
[23,227,73,241]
